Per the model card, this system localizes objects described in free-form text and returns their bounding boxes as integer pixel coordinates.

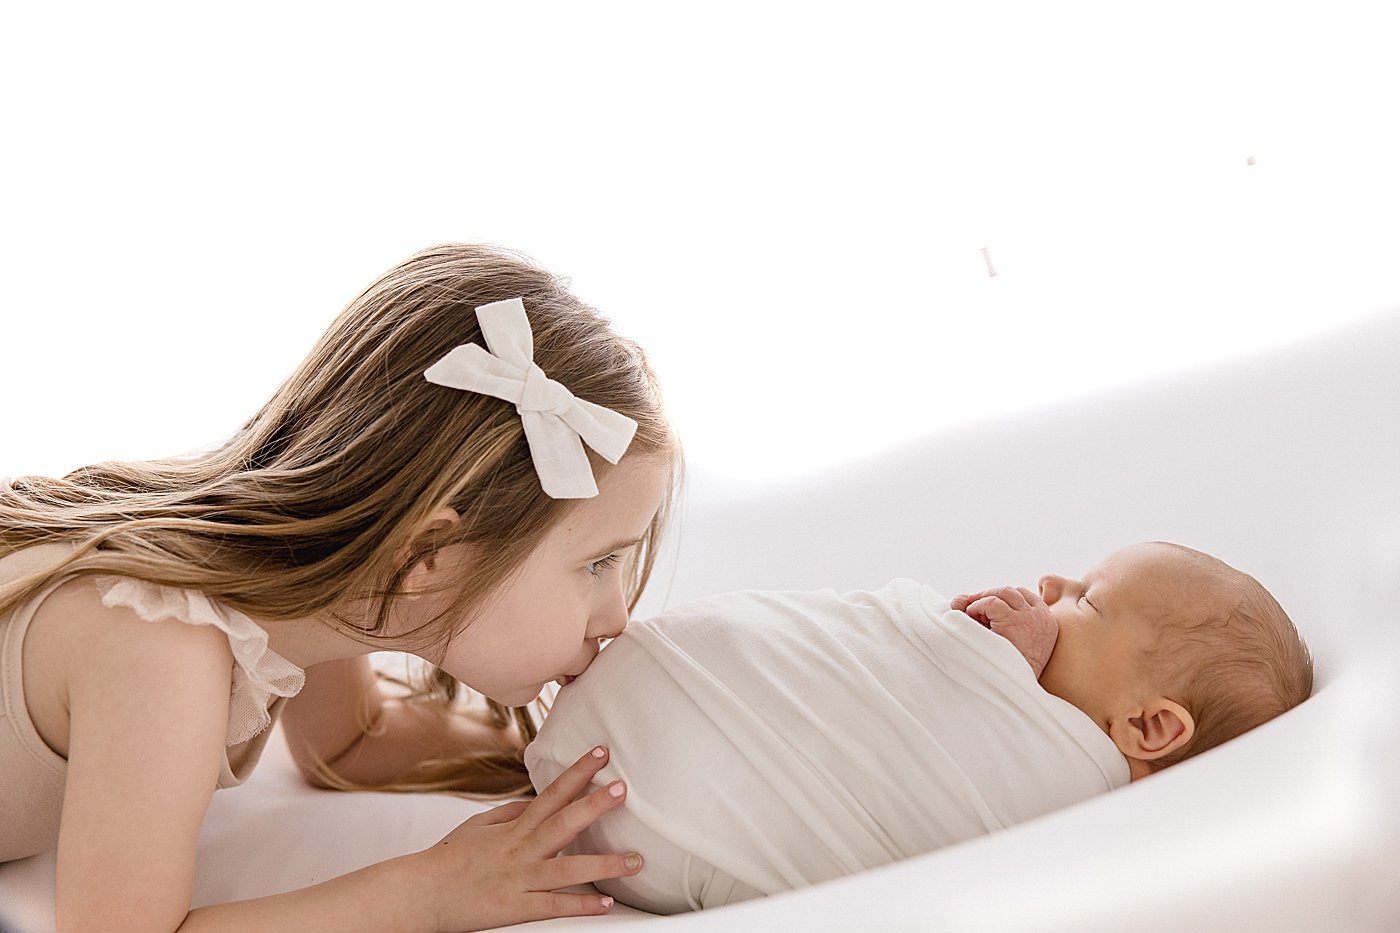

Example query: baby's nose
[1038,574,1066,603]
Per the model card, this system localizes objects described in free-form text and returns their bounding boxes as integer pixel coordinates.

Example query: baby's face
[1035,543,1219,726]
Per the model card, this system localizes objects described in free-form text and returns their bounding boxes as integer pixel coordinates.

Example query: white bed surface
[2,308,1396,931]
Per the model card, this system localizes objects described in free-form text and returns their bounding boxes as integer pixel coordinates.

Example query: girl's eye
[587,554,621,577]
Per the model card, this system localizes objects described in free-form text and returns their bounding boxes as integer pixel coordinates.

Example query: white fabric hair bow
[423,297,639,498]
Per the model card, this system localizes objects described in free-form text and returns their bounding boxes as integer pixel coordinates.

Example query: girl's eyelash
[587,554,621,577]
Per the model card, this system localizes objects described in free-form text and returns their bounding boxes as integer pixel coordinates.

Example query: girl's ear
[400,507,462,599]
[1109,697,1195,762]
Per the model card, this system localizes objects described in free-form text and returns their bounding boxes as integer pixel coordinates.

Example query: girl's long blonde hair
[0,243,676,796]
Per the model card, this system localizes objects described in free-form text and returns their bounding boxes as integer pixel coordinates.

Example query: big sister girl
[0,244,677,932]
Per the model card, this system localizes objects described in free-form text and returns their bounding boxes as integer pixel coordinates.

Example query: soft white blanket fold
[526,580,1130,914]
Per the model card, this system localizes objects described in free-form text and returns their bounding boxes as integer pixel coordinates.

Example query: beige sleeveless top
[0,544,305,863]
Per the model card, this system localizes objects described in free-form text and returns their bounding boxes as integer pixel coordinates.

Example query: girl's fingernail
[591,746,607,759]
[623,854,642,871]
[608,781,626,798]
[600,896,614,909]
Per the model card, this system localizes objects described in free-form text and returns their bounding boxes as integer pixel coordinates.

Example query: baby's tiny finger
[1015,586,1042,606]
[992,586,1030,609]
[965,596,1002,626]
[953,590,996,611]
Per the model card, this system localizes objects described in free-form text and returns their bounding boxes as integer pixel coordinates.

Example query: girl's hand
[951,586,1059,679]
[414,745,642,931]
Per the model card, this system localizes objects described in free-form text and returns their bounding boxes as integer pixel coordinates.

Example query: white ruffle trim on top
[95,577,306,746]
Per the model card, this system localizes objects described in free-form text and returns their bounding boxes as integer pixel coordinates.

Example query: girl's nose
[587,584,630,641]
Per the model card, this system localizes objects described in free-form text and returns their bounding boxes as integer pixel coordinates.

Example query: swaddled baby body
[526,581,1127,913]
[525,543,1314,914]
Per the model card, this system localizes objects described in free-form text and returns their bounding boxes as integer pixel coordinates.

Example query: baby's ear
[400,507,461,599]
[1109,697,1195,762]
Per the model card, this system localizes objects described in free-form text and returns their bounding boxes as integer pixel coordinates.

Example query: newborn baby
[525,542,1313,913]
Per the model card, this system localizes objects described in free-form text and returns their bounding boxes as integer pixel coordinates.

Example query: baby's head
[1037,542,1312,777]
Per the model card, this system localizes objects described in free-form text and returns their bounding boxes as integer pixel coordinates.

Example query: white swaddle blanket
[525,580,1131,914]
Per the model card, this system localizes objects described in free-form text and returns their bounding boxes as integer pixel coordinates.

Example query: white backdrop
[2,9,1399,930]
[1,2,1396,481]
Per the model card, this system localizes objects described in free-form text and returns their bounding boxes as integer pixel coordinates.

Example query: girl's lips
[555,674,577,687]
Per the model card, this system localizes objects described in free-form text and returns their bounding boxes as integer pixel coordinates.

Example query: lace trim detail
[94,577,306,746]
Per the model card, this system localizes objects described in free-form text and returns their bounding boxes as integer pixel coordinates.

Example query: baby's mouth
[555,674,577,688]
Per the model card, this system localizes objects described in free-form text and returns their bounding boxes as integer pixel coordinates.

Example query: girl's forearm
[176,852,438,933]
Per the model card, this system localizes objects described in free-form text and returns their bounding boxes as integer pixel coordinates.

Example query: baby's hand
[950,587,1058,679]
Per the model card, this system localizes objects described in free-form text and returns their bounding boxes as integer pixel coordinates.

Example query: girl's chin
[494,686,544,708]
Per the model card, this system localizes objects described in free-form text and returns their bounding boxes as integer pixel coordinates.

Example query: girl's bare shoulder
[25,575,234,759]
